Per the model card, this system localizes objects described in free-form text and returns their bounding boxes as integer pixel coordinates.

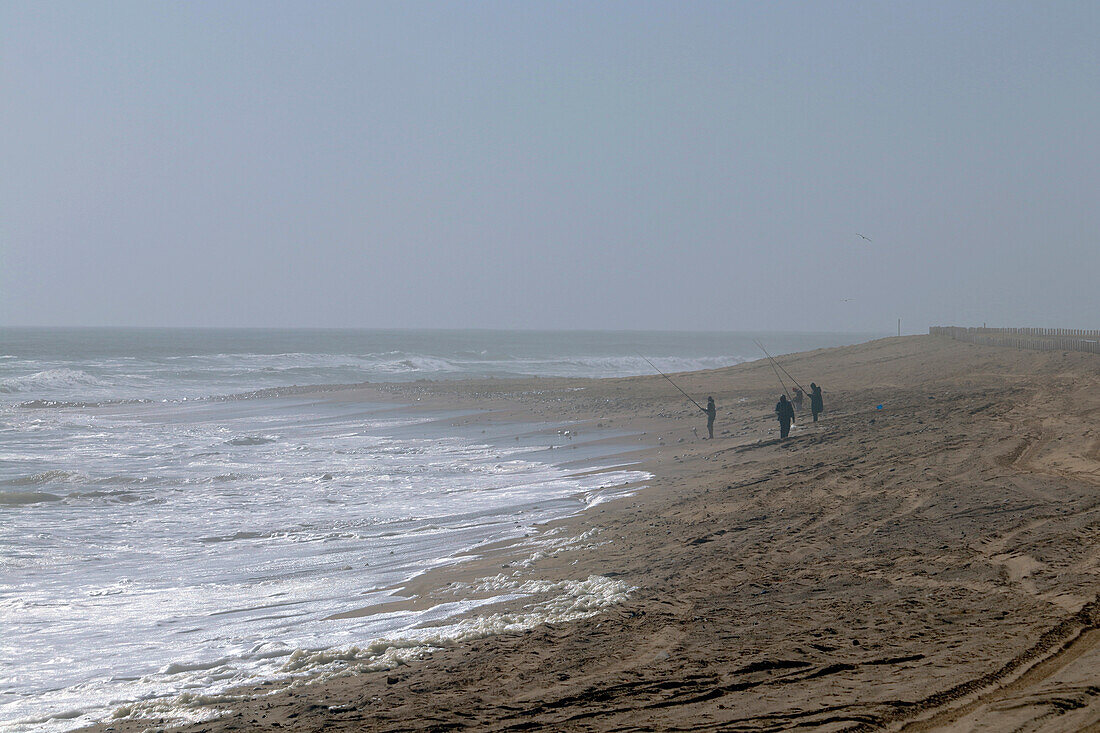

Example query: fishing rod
[761,348,792,402]
[753,339,806,395]
[637,353,708,414]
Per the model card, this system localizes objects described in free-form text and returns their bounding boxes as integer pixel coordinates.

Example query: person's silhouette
[809,383,824,422]
[775,394,795,439]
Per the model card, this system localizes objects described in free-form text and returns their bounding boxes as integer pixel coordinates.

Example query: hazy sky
[2,2,1097,332]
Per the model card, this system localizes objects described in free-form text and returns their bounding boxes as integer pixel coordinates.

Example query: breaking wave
[223,436,277,447]
[0,368,102,394]
[0,470,89,487]
[2,351,750,409]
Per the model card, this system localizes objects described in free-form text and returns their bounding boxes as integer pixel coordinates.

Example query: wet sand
[90,335,1100,732]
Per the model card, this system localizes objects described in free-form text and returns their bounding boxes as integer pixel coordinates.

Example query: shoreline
[86,335,1100,731]
[44,400,651,733]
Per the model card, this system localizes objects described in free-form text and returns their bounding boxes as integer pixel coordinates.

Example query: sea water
[0,328,877,730]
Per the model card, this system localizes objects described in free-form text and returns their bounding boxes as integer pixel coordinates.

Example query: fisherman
[809,383,824,422]
[792,386,804,412]
[775,394,795,439]
[636,353,711,429]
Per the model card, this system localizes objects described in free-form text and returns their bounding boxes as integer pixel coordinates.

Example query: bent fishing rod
[637,353,708,414]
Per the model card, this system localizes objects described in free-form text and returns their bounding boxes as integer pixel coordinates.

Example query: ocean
[0,328,878,731]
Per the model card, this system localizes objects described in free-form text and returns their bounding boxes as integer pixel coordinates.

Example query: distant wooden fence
[930,326,1100,354]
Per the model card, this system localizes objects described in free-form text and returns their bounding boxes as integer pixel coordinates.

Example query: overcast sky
[2,1,1097,332]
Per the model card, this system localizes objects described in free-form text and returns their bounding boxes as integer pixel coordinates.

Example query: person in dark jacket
[809,383,824,422]
[704,396,716,439]
[775,394,795,439]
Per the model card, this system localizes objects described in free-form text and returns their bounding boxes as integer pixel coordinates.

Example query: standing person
[809,383,824,422]
[792,386,804,412]
[704,396,716,439]
[775,394,795,439]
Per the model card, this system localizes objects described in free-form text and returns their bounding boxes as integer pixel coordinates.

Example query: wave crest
[1,469,88,487]
[0,368,103,394]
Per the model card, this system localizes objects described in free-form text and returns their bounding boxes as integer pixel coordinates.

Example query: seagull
[856,233,872,242]
[841,298,855,302]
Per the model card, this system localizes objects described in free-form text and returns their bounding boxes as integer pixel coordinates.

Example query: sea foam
[106,572,633,729]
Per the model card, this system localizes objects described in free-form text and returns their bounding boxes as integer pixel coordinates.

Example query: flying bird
[855,233,872,242]
[841,298,855,302]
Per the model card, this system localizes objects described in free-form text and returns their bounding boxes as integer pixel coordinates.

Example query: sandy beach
[89,334,1100,732]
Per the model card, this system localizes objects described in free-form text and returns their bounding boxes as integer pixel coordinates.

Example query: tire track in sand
[880,596,1100,732]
